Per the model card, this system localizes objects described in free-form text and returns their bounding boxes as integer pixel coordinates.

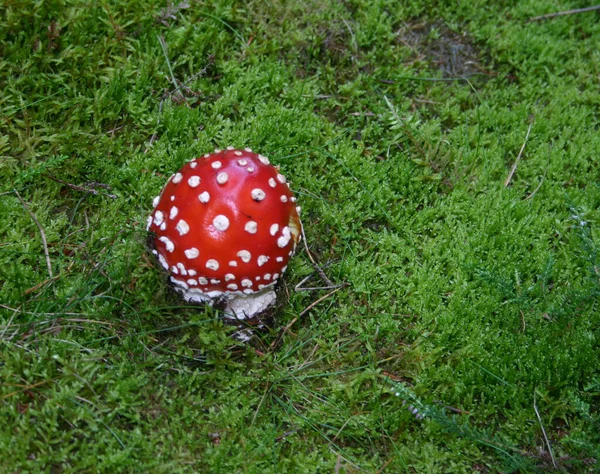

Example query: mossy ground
[1,1,599,472]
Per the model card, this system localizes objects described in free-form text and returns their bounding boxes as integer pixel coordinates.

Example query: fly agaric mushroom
[147,148,302,319]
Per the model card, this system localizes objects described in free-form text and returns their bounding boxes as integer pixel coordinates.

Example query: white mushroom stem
[224,288,276,320]
[170,284,277,320]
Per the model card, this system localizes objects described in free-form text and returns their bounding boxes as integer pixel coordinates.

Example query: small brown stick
[529,5,600,22]
[106,124,125,136]
[375,456,396,474]
[301,226,335,287]
[294,273,344,292]
[299,285,345,318]
[14,190,53,278]
[43,174,117,198]
[24,276,60,295]
[433,400,471,415]
[275,429,297,443]
[0,380,52,400]
[504,121,533,187]
[269,316,299,350]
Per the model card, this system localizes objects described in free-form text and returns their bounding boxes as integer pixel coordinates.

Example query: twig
[433,400,471,415]
[301,226,335,287]
[275,429,297,442]
[299,285,346,317]
[14,190,53,278]
[0,380,52,400]
[376,456,396,474]
[529,5,600,22]
[504,121,533,187]
[533,393,557,469]
[43,174,117,198]
[269,317,299,350]
[24,276,60,295]
[294,273,345,291]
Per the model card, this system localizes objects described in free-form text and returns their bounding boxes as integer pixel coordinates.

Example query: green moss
[1,0,599,472]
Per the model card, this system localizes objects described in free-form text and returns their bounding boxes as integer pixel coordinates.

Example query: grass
[1,0,599,472]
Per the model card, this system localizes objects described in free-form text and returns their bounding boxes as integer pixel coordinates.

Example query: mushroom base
[174,285,277,320]
[224,289,277,320]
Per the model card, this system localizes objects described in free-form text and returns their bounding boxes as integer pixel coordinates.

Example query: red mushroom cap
[147,148,302,318]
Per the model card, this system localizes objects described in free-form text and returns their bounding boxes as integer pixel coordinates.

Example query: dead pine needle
[14,190,54,278]
[505,121,533,187]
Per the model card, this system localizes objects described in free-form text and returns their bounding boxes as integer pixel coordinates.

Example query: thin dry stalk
[505,122,533,187]
[301,226,336,287]
[24,276,60,295]
[533,393,557,469]
[0,303,85,317]
[529,5,600,22]
[157,35,185,100]
[268,316,300,351]
[14,190,53,278]
[376,456,396,474]
[524,170,547,200]
[43,174,116,198]
[0,380,51,400]
[299,285,345,318]
[0,306,18,340]
[295,273,344,292]
[294,343,320,372]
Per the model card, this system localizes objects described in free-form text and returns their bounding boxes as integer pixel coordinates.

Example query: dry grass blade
[504,121,533,187]
[533,393,557,469]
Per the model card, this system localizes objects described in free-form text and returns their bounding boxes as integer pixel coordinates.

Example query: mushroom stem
[224,289,277,320]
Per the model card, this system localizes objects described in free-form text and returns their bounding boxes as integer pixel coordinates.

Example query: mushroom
[147,148,302,319]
